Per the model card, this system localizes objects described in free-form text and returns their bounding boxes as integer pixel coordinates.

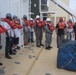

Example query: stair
[51,0,76,18]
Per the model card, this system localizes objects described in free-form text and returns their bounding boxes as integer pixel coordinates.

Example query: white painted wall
[0,0,29,18]
[20,0,29,18]
[0,0,11,18]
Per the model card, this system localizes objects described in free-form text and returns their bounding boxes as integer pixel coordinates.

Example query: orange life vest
[67,22,74,29]
[0,25,7,34]
[0,27,4,34]
[48,23,55,31]
[13,20,23,29]
[36,20,44,27]
[1,18,16,29]
[42,21,46,26]
[29,21,34,28]
[58,22,65,29]
[0,25,7,32]
[22,18,29,26]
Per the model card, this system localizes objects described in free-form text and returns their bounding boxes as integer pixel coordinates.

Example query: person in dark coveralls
[34,15,44,47]
[44,18,54,50]
[12,15,21,52]
[22,15,29,45]
[3,13,16,59]
[56,17,66,48]
[29,18,34,42]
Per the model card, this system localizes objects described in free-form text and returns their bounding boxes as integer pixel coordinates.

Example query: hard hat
[13,15,17,19]
[6,13,12,18]
[46,18,51,21]
[30,18,33,21]
[69,19,72,22]
[36,15,40,19]
[23,15,27,19]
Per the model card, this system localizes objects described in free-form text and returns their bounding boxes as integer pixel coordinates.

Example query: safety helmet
[46,18,51,21]
[23,15,27,19]
[13,15,17,19]
[36,15,40,19]
[30,18,33,21]
[69,19,72,22]
[6,13,12,18]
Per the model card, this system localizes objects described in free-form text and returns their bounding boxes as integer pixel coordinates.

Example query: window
[41,0,48,11]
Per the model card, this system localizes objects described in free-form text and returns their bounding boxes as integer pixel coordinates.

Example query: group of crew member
[0,13,34,65]
[56,17,75,48]
[0,13,76,66]
[34,15,54,50]
[0,13,23,59]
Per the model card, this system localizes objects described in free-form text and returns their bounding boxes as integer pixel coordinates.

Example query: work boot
[40,44,44,46]
[31,41,34,42]
[48,46,53,48]
[24,42,27,45]
[0,45,2,49]
[17,46,20,50]
[36,45,40,47]
[10,51,16,55]
[0,62,3,66]
[45,47,50,50]
[5,55,12,59]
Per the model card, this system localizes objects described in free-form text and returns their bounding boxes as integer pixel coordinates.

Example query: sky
[70,0,76,10]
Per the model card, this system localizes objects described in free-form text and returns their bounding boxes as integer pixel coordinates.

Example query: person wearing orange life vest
[28,18,34,42]
[66,19,74,40]
[3,13,16,59]
[34,15,44,47]
[44,18,54,50]
[56,17,66,48]
[28,18,31,43]
[22,15,29,45]
[12,15,22,52]
[0,21,7,65]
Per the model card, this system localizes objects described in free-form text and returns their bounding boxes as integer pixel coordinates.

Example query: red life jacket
[0,27,4,34]
[67,22,74,29]
[42,21,46,26]
[17,25,23,29]
[0,25,7,34]
[29,21,34,28]
[36,20,44,27]
[0,25,7,32]
[2,18,16,29]
[13,20,23,29]
[0,28,4,34]
[48,23,55,31]
[58,22,65,29]
[22,18,29,26]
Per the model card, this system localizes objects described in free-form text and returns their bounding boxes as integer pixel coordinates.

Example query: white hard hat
[30,18,33,20]
[46,18,51,21]
[36,15,40,18]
